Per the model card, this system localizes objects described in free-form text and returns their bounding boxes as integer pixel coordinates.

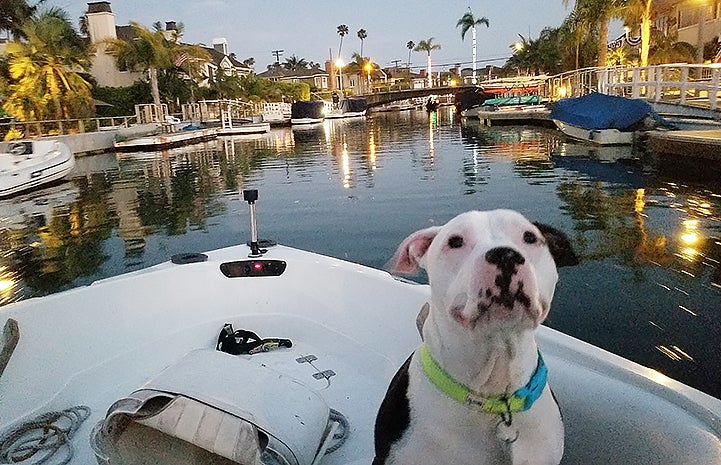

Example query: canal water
[1,108,720,399]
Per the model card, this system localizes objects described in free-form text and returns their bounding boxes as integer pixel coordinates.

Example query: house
[257,65,329,91]
[199,38,252,87]
[84,1,251,89]
[85,1,143,87]
[653,0,721,59]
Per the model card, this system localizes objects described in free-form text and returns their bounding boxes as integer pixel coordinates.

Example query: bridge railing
[545,64,721,111]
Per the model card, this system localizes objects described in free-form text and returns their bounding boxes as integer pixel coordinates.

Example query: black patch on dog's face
[373,355,412,465]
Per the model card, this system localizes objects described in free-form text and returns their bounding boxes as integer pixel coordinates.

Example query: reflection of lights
[634,188,645,214]
[0,266,19,303]
[342,141,350,189]
[681,232,698,244]
[369,132,377,170]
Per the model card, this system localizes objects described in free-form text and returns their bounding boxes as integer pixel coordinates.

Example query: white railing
[544,64,721,111]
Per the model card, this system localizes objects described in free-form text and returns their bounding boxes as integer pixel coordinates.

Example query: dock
[646,129,721,161]
[463,107,554,127]
[114,128,217,152]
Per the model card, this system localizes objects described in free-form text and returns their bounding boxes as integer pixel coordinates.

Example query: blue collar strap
[419,344,548,414]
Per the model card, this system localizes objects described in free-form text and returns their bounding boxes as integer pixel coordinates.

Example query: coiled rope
[0,406,91,464]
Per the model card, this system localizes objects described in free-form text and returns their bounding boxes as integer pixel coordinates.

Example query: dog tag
[496,420,519,444]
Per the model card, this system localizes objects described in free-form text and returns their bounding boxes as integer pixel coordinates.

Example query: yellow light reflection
[681,232,698,244]
[0,266,18,304]
[342,141,351,189]
[368,132,377,170]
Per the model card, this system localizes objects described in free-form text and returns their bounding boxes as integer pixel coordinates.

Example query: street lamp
[364,62,372,93]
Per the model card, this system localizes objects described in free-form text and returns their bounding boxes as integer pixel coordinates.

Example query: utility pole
[391,59,402,69]
[271,49,284,64]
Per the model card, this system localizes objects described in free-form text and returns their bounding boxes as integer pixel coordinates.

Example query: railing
[0,115,138,140]
[544,64,721,111]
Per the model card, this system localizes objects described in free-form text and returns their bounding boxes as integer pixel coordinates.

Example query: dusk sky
[45,1,607,72]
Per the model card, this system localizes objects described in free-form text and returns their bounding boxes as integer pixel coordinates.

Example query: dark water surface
[1,108,720,398]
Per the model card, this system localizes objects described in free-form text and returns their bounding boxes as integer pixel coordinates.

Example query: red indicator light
[253,262,263,271]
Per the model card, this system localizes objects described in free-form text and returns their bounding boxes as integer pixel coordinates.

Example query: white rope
[0,406,91,464]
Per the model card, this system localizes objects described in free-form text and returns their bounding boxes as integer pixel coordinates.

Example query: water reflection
[0,108,719,400]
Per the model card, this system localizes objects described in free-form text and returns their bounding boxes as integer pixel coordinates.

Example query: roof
[200,46,251,72]
[115,25,136,42]
[86,2,112,14]
[257,66,328,79]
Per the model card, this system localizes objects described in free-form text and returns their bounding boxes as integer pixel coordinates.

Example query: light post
[335,58,345,95]
[364,62,372,94]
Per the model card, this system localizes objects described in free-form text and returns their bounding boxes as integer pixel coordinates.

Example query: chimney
[85,1,117,43]
[213,38,228,56]
[165,21,177,31]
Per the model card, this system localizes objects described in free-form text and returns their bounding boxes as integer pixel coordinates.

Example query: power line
[271,49,284,63]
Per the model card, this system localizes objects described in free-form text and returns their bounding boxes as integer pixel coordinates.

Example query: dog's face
[389,210,578,332]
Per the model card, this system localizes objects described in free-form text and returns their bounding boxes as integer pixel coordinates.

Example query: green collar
[419,344,548,414]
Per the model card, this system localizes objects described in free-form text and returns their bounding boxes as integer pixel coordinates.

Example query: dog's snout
[485,247,525,268]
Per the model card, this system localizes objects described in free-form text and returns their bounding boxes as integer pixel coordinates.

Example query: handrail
[543,63,721,112]
[0,115,139,140]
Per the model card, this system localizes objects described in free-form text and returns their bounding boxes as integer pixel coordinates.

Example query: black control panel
[220,260,287,278]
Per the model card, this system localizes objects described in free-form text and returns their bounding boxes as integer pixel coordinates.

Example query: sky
[45,0,579,72]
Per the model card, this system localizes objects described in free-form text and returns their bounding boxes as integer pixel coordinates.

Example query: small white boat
[0,139,75,198]
[291,100,325,125]
[216,122,271,136]
[552,120,635,145]
[1,191,720,465]
[324,98,368,120]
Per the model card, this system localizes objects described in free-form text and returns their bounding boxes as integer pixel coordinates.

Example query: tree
[357,28,367,58]
[414,38,441,88]
[456,9,489,84]
[406,41,415,69]
[337,24,349,59]
[105,21,208,114]
[620,0,653,67]
[0,0,45,40]
[3,7,93,121]
[563,0,624,67]
[284,55,309,71]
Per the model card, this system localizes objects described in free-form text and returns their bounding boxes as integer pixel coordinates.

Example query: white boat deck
[1,244,720,464]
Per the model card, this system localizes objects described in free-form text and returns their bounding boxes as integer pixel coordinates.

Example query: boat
[1,191,721,465]
[324,98,368,120]
[290,100,325,125]
[0,139,75,198]
[550,93,662,145]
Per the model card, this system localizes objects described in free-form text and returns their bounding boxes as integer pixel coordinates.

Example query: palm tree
[106,22,208,115]
[357,29,367,58]
[414,38,441,88]
[406,41,415,69]
[456,9,489,84]
[0,0,45,40]
[620,0,653,67]
[337,24,349,59]
[563,0,623,67]
[284,55,309,71]
[3,8,93,121]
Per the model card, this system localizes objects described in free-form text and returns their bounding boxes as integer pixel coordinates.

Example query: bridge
[362,64,721,119]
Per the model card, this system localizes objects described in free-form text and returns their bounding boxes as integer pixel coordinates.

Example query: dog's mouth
[450,273,541,330]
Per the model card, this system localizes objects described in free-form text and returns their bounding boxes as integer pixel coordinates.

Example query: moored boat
[550,93,663,146]
[0,139,75,198]
[1,191,720,465]
[324,97,368,119]
[290,100,325,125]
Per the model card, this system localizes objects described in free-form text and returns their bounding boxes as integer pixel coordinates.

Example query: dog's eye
[448,235,464,249]
[523,231,538,244]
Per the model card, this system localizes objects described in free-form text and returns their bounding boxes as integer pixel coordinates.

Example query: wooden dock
[114,128,217,152]
[646,129,721,161]
[463,107,554,127]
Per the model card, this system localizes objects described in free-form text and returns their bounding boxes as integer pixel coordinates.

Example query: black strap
[216,323,292,355]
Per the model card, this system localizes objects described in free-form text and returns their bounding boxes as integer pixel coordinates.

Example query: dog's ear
[533,222,579,268]
[387,226,441,275]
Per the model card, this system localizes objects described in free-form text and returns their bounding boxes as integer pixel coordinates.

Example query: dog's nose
[485,247,525,268]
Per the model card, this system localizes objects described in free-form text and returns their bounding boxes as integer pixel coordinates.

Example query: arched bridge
[363,86,476,107]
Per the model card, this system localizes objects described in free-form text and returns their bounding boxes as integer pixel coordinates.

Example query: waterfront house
[652,0,721,60]
[84,1,251,89]
[257,66,330,92]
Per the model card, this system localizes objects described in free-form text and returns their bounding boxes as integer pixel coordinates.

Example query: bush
[92,81,152,117]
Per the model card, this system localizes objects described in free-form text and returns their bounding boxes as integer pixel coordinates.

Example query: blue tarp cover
[550,93,653,130]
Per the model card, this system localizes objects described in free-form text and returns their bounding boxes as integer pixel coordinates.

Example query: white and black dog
[374,210,578,465]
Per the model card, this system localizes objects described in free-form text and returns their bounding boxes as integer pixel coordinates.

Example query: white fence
[544,64,721,111]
